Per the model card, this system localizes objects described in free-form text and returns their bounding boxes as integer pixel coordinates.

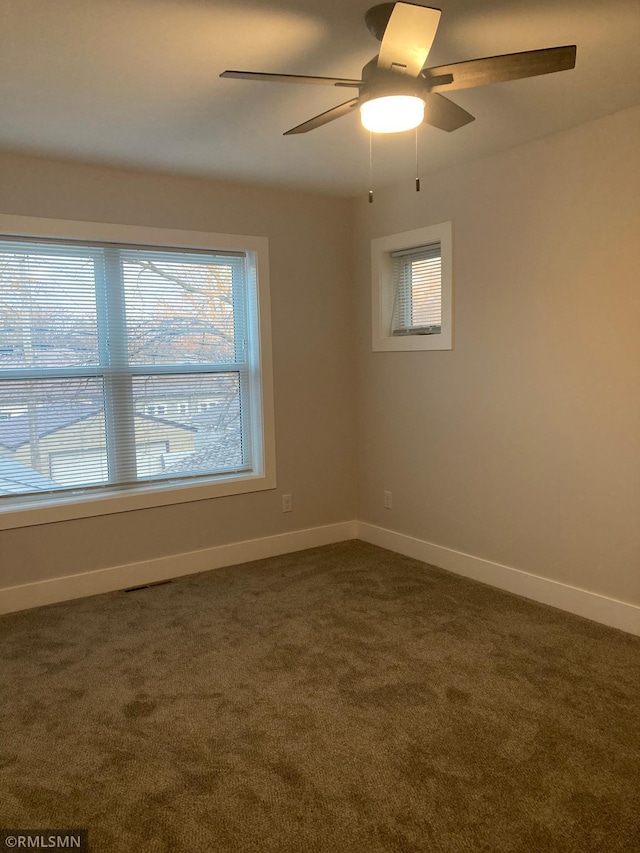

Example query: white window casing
[0,215,276,530]
[371,221,453,351]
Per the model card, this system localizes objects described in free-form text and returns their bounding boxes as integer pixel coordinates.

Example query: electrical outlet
[384,490,392,509]
[282,494,292,513]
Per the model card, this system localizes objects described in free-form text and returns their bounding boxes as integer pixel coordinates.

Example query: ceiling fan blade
[422,45,577,92]
[220,70,361,88]
[423,93,475,132]
[377,3,441,77]
[283,98,360,135]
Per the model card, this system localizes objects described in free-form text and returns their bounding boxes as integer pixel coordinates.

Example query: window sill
[0,469,277,530]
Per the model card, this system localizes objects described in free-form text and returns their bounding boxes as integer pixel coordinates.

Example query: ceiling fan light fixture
[360,95,425,133]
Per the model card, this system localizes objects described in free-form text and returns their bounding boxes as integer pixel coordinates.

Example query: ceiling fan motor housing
[359,56,426,105]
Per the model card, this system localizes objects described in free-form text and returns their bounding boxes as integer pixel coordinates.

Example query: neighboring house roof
[0,404,195,450]
[139,412,197,433]
[164,422,242,474]
[189,410,229,428]
[0,457,59,494]
[163,443,242,474]
[0,404,101,450]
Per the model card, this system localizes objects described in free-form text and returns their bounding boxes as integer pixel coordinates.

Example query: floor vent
[123,580,173,593]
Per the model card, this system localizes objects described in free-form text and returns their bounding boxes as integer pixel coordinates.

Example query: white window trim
[0,214,276,531]
[371,221,453,351]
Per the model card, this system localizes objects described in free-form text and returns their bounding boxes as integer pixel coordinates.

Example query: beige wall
[2,105,639,610]
[0,155,356,586]
[354,105,640,606]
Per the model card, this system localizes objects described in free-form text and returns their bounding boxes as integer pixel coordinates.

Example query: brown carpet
[1,540,639,852]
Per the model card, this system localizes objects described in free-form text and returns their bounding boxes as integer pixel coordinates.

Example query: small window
[372,222,452,351]
[391,243,442,336]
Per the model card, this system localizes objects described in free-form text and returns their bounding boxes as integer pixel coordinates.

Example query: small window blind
[0,238,258,501]
[390,241,442,336]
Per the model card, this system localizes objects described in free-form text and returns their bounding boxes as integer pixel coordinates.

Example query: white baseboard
[2,518,638,637]
[0,521,357,615]
[357,522,640,636]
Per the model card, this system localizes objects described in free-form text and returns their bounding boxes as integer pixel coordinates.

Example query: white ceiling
[1,0,639,196]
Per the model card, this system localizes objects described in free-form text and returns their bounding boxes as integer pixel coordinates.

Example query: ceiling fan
[220,2,577,136]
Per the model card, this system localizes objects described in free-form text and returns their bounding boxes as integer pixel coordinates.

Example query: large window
[371,221,452,351]
[0,219,275,527]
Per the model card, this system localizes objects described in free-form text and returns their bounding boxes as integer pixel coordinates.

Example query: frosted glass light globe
[360,95,425,133]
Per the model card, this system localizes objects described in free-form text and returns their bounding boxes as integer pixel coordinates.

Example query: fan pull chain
[415,128,421,192]
[368,132,374,203]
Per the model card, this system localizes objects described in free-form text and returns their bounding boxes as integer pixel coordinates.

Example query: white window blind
[391,241,442,336]
[0,237,259,501]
